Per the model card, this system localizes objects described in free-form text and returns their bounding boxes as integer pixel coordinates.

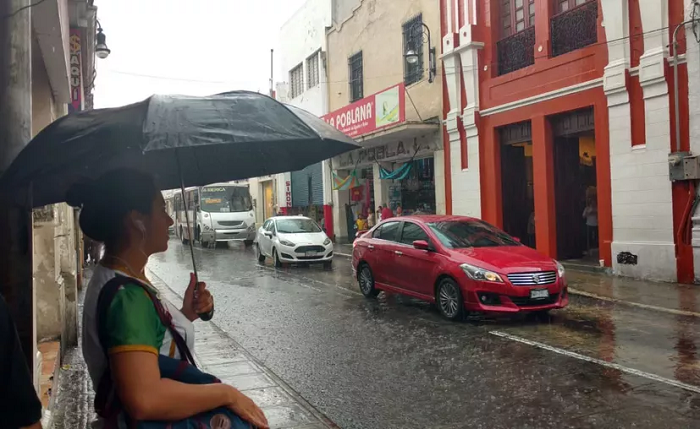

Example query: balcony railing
[551,1,598,57]
[497,27,536,76]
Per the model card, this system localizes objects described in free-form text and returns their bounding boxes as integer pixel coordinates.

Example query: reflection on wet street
[149,239,700,428]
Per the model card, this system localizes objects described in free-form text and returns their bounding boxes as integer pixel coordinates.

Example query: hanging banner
[322,83,405,138]
[69,29,83,113]
[379,163,413,181]
[332,170,363,190]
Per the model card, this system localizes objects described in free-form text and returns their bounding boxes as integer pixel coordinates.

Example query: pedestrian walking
[367,210,376,228]
[70,169,268,429]
[0,294,43,429]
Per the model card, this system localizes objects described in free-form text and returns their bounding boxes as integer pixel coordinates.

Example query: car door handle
[394,250,403,256]
[368,245,375,250]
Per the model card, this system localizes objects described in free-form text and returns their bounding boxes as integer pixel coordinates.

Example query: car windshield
[276,218,322,234]
[427,220,520,248]
[200,186,252,213]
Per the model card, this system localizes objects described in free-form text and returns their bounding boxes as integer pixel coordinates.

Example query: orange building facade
[439,0,694,282]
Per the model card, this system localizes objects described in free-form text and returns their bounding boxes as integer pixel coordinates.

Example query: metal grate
[497,26,535,75]
[295,245,326,254]
[289,63,304,99]
[507,271,558,286]
[551,1,598,57]
[402,14,424,86]
[307,52,320,89]
[217,220,243,227]
[348,51,363,102]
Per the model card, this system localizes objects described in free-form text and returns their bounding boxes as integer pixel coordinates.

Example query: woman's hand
[181,273,214,322]
[226,387,269,428]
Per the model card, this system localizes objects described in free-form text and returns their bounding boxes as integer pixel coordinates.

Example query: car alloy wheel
[359,265,379,298]
[437,279,464,320]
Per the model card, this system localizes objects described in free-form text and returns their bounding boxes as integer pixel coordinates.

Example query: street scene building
[440,0,697,283]
[326,0,445,241]
[4,1,700,428]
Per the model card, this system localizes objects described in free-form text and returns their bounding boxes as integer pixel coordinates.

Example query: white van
[174,183,256,246]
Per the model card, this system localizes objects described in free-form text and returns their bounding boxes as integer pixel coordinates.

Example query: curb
[146,268,337,429]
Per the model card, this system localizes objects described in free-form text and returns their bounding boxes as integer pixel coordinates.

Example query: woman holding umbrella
[73,170,268,428]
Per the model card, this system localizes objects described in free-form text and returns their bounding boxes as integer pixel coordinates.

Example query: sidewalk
[51,270,334,429]
[334,243,700,317]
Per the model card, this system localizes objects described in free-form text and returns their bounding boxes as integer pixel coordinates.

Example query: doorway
[499,122,535,247]
[552,109,597,261]
[262,181,274,219]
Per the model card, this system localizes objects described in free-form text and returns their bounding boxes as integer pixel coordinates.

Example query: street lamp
[95,20,111,60]
[404,22,436,83]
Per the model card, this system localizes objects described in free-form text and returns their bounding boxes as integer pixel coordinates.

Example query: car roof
[270,215,311,220]
[387,215,479,223]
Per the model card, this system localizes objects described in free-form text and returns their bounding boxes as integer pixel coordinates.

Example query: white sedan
[255,216,334,268]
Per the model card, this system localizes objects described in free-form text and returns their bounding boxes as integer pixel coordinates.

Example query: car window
[262,220,270,230]
[400,222,429,245]
[377,221,401,242]
[427,220,520,248]
[276,218,322,233]
[265,221,275,232]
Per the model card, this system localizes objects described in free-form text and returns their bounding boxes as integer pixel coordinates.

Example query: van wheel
[180,227,188,245]
[256,245,266,263]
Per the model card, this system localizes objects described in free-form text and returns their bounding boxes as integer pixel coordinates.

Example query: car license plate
[305,251,316,257]
[530,289,549,300]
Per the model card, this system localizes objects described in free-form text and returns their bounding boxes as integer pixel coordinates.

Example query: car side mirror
[264,231,272,238]
[413,240,430,251]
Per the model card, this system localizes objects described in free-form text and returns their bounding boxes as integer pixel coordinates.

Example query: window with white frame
[289,64,304,99]
[307,52,320,89]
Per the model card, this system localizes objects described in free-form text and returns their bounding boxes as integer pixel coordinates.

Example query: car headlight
[555,260,565,278]
[460,263,504,283]
[279,239,295,247]
[323,238,331,246]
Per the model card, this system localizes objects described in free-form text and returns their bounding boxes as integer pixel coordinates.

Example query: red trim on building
[479,88,612,264]
[669,0,694,283]
[323,205,334,241]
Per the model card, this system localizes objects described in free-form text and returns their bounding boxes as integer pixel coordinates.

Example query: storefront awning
[353,121,439,147]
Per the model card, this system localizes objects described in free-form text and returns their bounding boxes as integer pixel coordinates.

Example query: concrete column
[434,149,446,215]
[34,209,62,342]
[57,204,77,349]
[332,169,350,241]
[0,0,35,383]
[373,163,391,211]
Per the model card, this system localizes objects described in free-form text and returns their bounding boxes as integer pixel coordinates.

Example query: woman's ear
[127,211,147,234]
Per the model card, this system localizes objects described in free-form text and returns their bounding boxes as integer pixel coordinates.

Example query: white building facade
[249,0,334,232]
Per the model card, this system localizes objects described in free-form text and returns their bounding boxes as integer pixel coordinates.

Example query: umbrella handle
[177,152,214,322]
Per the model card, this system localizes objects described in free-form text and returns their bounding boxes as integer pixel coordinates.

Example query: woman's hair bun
[66,181,95,208]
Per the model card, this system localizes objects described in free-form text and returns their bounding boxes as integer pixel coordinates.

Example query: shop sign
[69,29,82,113]
[322,83,405,138]
[334,138,439,169]
[285,181,292,207]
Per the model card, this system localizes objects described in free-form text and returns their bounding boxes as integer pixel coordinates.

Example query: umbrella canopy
[0,91,358,208]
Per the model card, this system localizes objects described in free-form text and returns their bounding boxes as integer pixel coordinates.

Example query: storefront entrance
[399,157,436,215]
[499,122,535,246]
[552,109,597,261]
[262,181,274,219]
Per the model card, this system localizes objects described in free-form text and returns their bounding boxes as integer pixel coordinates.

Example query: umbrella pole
[176,154,214,322]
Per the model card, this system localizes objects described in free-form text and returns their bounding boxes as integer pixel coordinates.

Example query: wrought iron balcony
[551,1,598,57]
[497,27,535,76]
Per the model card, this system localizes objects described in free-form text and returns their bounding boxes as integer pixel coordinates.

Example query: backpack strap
[93,275,197,422]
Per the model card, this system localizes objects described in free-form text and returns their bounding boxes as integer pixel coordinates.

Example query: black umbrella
[1,91,358,320]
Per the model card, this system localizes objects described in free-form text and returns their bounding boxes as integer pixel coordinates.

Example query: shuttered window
[290,64,304,99]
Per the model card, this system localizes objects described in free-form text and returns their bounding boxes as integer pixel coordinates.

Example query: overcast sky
[93,0,305,108]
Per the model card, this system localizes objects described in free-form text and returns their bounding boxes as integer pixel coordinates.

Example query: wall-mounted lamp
[95,20,111,59]
[404,22,436,83]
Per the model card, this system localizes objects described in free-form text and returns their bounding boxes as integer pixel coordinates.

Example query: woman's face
[144,192,174,254]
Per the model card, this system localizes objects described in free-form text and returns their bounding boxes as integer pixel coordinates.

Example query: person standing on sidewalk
[381,203,394,221]
[69,169,268,428]
[0,294,43,429]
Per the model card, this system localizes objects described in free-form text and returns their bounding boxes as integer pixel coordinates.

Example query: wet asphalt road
[149,239,700,429]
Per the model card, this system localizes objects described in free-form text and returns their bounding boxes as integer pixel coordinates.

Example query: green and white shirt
[82,265,195,415]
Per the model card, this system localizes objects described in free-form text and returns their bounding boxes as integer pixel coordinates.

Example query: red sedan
[351,215,568,320]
